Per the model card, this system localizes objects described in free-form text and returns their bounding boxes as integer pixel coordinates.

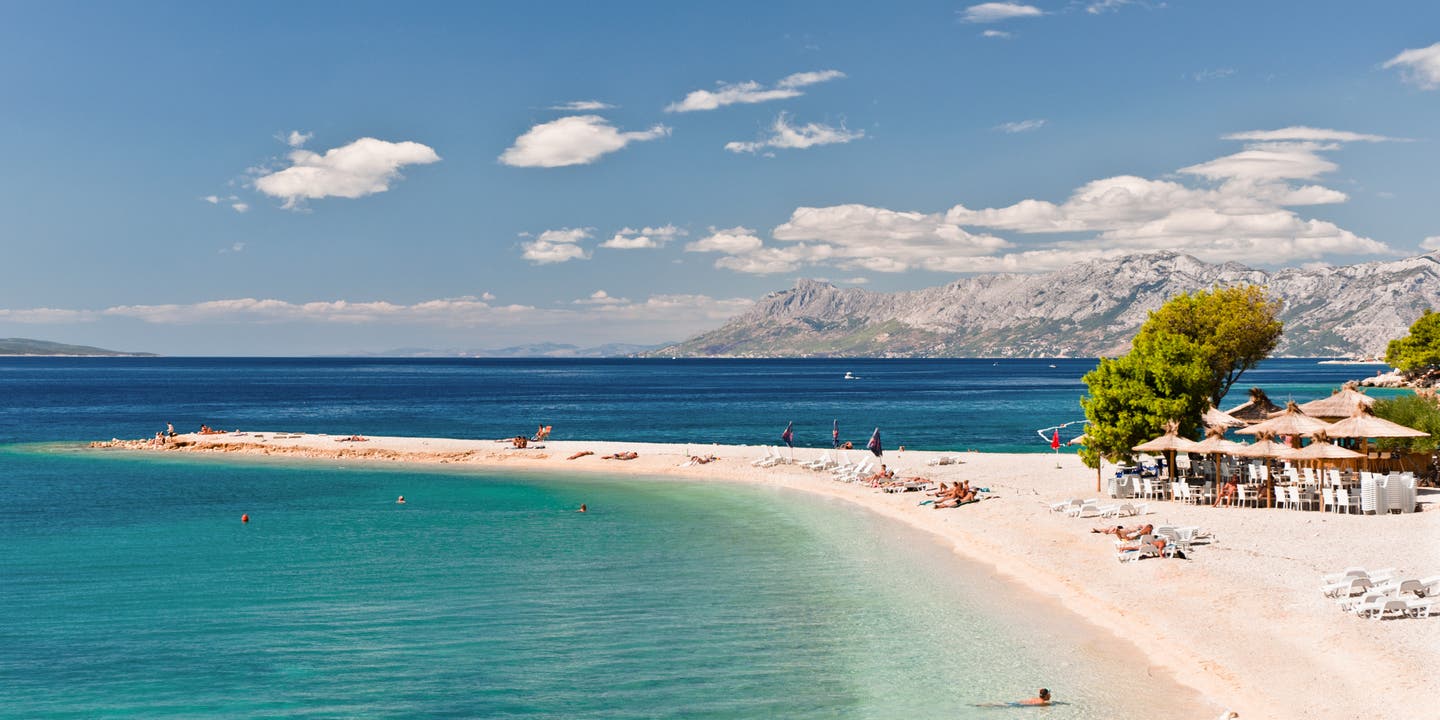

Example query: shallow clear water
[0,448,1207,718]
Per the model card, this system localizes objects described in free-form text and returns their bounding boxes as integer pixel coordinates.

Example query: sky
[1,1,1438,355]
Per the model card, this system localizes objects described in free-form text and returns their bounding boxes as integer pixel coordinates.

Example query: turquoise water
[1,447,1207,718]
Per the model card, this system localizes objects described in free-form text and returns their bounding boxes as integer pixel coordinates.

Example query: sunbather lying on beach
[1115,523,1153,541]
[1091,524,1140,535]
[602,451,638,460]
[336,435,368,442]
[1117,536,1169,556]
[567,451,594,460]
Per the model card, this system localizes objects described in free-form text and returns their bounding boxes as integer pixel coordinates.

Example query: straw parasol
[1132,421,1200,481]
[1296,383,1377,420]
[1233,433,1301,508]
[1322,405,1429,468]
[1190,427,1249,501]
[1203,403,1246,429]
[1234,401,1332,438]
[1323,405,1429,441]
[1291,437,1366,462]
[1225,387,1282,425]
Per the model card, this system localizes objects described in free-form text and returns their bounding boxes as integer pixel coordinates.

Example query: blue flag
[867,427,882,457]
[781,421,794,448]
[832,419,839,448]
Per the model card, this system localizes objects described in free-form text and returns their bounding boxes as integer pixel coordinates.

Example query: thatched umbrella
[1203,403,1246,429]
[1235,401,1332,438]
[1234,433,1301,508]
[1297,383,1377,420]
[1322,405,1429,468]
[1189,427,1249,502]
[1225,387,1282,425]
[1132,421,1200,481]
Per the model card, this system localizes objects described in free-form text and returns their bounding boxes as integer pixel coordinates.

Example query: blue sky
[1,1,1437,354]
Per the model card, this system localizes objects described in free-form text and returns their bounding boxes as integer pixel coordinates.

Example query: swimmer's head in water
[1038,689,1050,701]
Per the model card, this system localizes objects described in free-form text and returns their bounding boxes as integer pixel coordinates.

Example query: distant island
[0,338,156,357]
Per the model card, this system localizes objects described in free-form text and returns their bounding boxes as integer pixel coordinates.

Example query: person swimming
[1018,688,1051,706]
[577,504,587,513]
[396,495,406,504]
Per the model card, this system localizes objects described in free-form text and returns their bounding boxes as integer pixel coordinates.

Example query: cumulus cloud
[686,227,766,255]
[521,227,593,264]
[1422,236,1440,252]
[982,29,1012,38]
[996,119,1045,133]
[203,195,220,204]
[574,290,627,305]
[665,70,845,112]
[549,100,615,111]
[1384,41,1440,90]
[253,137,440,209]
[942,129,1396,265]
[231,202,249,213]
[499,116,670,168]
[960,3,1043,23]
[600,224,686,250]
[284,130,313,148]
[725,113,864,153]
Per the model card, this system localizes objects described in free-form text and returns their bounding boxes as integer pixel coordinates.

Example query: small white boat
[844,371,860,380]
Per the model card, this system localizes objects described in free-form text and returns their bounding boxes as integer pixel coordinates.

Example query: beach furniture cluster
[1323,568,1439,620]
[1049,498,1149,519]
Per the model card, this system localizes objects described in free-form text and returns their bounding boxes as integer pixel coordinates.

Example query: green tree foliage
[1384,309,1440,375]
[1080,332,1213,464]
[1371,393,1440,453]
[1133,285,1284,407]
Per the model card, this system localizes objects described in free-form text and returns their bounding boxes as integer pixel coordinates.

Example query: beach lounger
[1118,543,1161,562]
[1323,577,1374,598]
[1406,598,1436,619]
[1322,567,1369,584]
[926,455,958,466]
[1049,499,1080,513]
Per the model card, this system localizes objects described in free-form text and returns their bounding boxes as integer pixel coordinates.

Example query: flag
[832,419,839,448]
[867,427,883,457]
[1050,429,1061,451]
[781,421,794,449]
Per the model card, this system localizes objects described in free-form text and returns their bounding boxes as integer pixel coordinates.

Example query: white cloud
[982,29,1012,38]
[1422,236,1440,252]
[284,130,313,148]
[231,202,249,213]
[221,242,247,254]
[0,294,756,340]
[203,195,220,204]
[996,119,1046,133]
[1086,0,1135,13]
[665,70,845,112]
[498,115,670,168]
[521,227,593,264]
[960,3,1043,23]
[725,113,864,153]
[481,292,496,301]
[1193,68,1236,82]
[770,204,1010,272]
[942,130,1395,265]
[574,290,627,305]
[549,100,615,111]
[686,227,766,255]
[600,224,686,250]
[1384,41,1440,90]
[775,69,846,88]
[253,137,440,209]
[1222,126,1401,143]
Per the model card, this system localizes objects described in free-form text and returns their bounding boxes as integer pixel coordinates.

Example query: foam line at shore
[91,431,1440,719]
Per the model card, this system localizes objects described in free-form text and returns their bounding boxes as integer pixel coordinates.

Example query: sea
[0,357,1394,718]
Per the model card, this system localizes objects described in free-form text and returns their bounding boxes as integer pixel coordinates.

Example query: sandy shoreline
[94,431,1439,718]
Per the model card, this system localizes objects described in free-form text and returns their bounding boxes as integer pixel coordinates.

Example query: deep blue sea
[0,358,1391,718]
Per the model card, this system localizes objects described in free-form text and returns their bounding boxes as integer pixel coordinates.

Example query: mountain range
[650,251,1440,358]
